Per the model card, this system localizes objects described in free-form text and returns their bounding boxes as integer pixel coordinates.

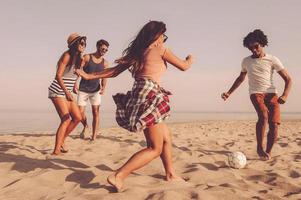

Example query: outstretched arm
[277,69,292,104]
[163,48,193,71]
[76,63,130,80]
[221,72,247,101]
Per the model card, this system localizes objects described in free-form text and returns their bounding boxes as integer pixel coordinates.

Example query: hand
[75,69,83,76]
[221,92,230,101]
[65,91,74,101]
[75,69,90,80]
[278,95,287,104]
[186,54,194,65]
[73,85,78,94]
[99,88,105,95]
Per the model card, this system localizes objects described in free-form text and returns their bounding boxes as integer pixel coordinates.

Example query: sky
[0,0,300,113]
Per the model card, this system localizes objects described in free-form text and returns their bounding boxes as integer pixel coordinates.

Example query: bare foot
[257,149,270,161]
[80,126,89,139]
[166,174,186,182]
[46,152,62,159]
[60,144,69,153]
[266,152,272,160]
[107,173,124,192]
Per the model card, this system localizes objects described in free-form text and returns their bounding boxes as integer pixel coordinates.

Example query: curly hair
[243,29,268,48]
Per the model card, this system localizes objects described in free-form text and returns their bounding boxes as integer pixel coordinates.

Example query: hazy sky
[0,0,300,112]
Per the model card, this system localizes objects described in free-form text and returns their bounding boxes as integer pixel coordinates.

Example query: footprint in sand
[245,174,277,185]
[278,142,289,147]
[258,189,268,194]
[289,170,301,178]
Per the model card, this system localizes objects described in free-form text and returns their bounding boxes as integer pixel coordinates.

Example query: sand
[0,120,301,200]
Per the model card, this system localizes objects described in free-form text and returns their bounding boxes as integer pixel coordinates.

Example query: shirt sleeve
[272,56,285,71]
[241,58,247,72]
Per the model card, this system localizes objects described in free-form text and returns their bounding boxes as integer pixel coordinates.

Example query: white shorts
[77,91,101,106]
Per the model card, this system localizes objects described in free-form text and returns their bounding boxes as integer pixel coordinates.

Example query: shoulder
[268,54,281,62]
[241,56,251,64]
[60,51,71,63]
[265,54,282,64]
[83,54,90,61]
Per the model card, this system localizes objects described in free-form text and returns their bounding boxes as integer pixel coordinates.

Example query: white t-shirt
[241,54,285,95]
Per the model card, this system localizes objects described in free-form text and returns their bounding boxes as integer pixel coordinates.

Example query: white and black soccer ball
[228,151,247,169]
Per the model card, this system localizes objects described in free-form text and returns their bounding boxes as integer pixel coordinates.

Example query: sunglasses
[163,34,168,43]
[100,48,108,52]
[79,41,86,47]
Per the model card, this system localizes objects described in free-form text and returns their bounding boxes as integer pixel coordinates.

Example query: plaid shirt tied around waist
[113,78,172,132]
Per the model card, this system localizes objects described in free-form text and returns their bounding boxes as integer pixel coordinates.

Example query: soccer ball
[228,151,247,169]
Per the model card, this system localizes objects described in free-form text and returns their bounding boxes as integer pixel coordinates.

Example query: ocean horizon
[0,110,300,134]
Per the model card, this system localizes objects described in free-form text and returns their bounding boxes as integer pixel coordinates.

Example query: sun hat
[67,33,86,48]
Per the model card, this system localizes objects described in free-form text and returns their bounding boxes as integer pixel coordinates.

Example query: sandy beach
[0,120,301,200]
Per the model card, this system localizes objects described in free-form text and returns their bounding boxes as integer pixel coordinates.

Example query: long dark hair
[115,21,166,76]
[68,38,86,68]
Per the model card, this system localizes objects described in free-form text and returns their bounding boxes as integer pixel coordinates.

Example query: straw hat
[67,33,86,48]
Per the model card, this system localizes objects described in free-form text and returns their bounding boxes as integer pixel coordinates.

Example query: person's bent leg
[51,98,71,155]
[78,91,89,138]
[63,100,82,139]
[159,123,184,181]
[91,105,100,140]
[79,106,88,128]
[78,105,89,139]
[108,123,164,191]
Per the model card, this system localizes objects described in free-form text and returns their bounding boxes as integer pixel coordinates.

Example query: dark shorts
[250,93,281,124]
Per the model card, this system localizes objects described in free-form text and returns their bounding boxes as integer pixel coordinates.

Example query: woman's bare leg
[108,123,164,191]
[159,123,184,181]
[61,100,82,147]
[79,105,89,136]
[50,98,71,155]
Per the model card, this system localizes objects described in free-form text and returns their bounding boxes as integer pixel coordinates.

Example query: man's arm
[99,60,109,95]
[221,72,247,100]
[277,69,292,104]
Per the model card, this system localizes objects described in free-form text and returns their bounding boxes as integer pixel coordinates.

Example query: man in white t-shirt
[221,29,292,160]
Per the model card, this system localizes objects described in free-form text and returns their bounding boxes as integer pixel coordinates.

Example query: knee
[149,146,162,157]
[92,109,99,117]
[269,122,278,130]
[60,114,71,124]
[258,114,268,124]
[72,115,82,123]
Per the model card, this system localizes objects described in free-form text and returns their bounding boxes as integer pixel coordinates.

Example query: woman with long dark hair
[77,21,193,191]
[48,33,86,155]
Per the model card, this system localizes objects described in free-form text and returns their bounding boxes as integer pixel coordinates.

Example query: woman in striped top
[48,33,86,155]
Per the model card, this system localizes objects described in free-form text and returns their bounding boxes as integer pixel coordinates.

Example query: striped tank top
[48,64,77,96]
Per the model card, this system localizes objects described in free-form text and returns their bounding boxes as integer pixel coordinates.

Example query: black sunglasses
[78,41,86,47]
[100,48,108,52]
[163,34,168,43]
